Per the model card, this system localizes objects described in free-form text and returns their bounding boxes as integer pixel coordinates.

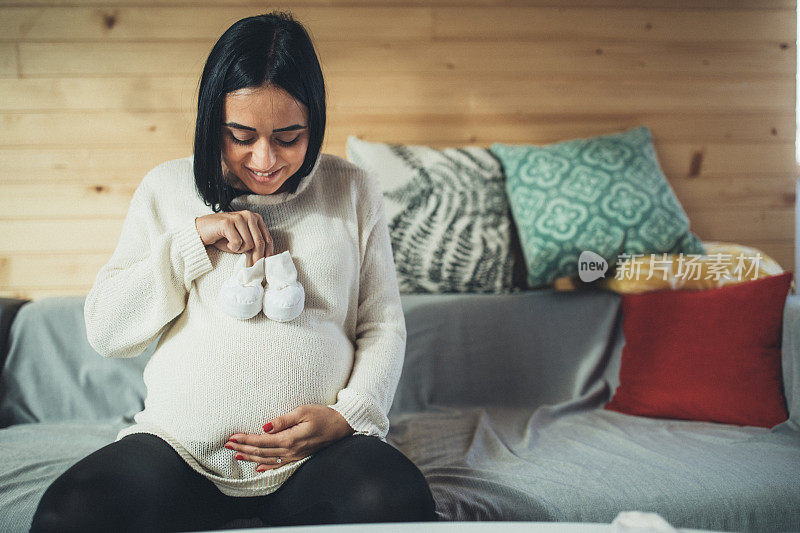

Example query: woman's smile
[247,166,283,183]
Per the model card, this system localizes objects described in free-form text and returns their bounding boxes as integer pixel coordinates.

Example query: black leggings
[30,433,437,532]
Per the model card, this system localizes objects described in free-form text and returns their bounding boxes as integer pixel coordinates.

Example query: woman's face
[220,83,310,196]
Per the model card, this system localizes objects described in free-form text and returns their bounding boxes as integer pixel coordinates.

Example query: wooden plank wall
[0,0,796,299]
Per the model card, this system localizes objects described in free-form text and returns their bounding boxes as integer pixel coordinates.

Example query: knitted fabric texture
[83,153,407,497]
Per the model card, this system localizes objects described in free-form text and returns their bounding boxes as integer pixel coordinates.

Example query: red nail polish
[229,438,238,443]
[263,423,273,432]
[235,454,243,460]
[225,444,233,450]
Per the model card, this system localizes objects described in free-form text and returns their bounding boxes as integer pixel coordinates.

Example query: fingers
[233,451,295,469]
[197,210,272,260]
[266,407,305,434]
[245,214,265,266]
[256,215,274,258]
[256,456,299,472]
[226,441,301,472]
[228,443,291,459]
[226,429,297,454]
[220,213,244,253]
[230,214,254,259]
[220,211,273,263]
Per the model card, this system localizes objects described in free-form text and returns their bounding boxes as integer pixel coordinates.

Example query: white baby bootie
[217,254,266,320]
[262,251,305,322]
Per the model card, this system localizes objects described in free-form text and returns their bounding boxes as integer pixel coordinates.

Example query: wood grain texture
[0,44,17,77]
[0,1,796,296]
[0,6,433,42]
[325,74,796,113]
[329,112,797,144]
[16,40,795,77]
[432,7,796,42]
[1,182,138,218]
[687,207,793,242]
[0,219,127,253]
[0,253,111,288]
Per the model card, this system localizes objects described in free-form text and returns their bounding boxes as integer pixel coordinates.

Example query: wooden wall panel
[327,75,796,113]
[0,7,433,42]
[432,7,796,42]
[18,41,794,77]
[0,1,796,299]
[0,44,17,77]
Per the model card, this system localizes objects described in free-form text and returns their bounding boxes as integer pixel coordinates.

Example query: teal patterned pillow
[490,126,705,288]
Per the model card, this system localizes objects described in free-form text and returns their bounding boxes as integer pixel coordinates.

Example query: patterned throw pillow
[346,136,515,293]
[490,126,705,288]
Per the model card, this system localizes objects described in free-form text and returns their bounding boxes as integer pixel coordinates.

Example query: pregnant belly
[139,313,355,446]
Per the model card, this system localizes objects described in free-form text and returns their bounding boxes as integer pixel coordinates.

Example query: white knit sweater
[83,152,406,497]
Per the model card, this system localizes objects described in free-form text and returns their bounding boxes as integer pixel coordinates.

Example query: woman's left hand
[225,404,355,472]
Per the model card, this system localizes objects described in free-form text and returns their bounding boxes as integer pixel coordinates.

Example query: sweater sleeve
[328,182,407,441]
[84,182,213,359]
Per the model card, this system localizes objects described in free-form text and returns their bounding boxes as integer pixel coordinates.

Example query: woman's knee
[330,436,437,522]
[29,434,207,532]
[30,465,207,533]
[30,468,119,533]
[342,468,436,522]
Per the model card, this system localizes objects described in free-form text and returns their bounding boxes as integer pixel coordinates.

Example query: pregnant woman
[30,11,436,532]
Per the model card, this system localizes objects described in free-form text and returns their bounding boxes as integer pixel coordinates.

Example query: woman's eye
[229,133,254,145]
[275,136,300,147]
[227,132,300,147]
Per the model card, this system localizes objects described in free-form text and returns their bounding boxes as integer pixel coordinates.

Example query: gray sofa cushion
[391,291,625,414]
[387,401,800,531]
[0,296,156,428]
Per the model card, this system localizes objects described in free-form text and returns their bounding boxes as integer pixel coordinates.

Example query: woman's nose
[250,139,277,169]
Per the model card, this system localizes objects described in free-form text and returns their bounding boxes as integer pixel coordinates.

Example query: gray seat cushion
[387,398,800,531]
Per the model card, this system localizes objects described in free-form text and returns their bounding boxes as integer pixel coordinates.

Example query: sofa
[1,290,799,532]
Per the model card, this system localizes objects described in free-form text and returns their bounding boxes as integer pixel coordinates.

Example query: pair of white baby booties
[217,250,305,322]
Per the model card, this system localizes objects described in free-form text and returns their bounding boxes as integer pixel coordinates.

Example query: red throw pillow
[605,271,792,428]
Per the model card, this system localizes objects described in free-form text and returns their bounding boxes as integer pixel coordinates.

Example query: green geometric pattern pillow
[490,125,705,288]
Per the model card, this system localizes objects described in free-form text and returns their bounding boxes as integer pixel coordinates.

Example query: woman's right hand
[195,211,274,266]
